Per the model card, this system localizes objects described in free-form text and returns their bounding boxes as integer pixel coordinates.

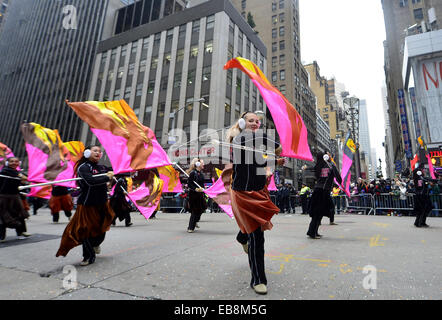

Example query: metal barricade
[429,194,442,217]
[159,194,185,213]
[345,194,375,215]
[373,193,414,216]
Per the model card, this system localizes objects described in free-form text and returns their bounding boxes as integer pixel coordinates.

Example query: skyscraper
[358,99,374,179]
[0,0,124,159]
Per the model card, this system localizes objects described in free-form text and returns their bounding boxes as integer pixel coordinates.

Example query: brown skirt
[56,202,115,257]
[49,194,74,214]
[0,194,30,228]
[230,188,279,234]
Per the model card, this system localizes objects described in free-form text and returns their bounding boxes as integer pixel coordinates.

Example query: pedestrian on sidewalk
[227,111,285,295]
[0,157,31,242]
[56,145,115,266]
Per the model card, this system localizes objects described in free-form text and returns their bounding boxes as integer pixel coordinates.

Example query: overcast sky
[299,0,387,174]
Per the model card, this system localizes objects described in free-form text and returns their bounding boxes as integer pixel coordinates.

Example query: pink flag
[21,123,76,188]
[203,166,234,219]
[157,165,183,193]
[224,57,313,161]
[67,100,171,174]
[126,175,163,220]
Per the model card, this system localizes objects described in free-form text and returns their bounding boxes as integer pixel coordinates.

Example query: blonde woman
[186,158,207,233]
[226,111,285,295]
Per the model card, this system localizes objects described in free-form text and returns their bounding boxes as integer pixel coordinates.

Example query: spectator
[429,182,440,217]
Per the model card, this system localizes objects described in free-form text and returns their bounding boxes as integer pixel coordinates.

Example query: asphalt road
[0,208,441,301]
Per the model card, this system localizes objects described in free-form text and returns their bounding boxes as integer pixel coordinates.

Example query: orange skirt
[230,188,279,234]
[49,194,74,214]
[56,202,115,257]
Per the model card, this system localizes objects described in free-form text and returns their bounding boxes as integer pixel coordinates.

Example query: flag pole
[172,162,204,190]
[0,174,23,181]
[18,174,109,191]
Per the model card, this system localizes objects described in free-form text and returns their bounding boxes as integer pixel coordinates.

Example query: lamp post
[343,95,361,180]
[168,98,207,145]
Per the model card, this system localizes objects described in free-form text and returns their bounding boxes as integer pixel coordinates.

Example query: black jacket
[188,170,205,191]
[76,161,110,206]
[231,130,280,191]
[0,167,22,195]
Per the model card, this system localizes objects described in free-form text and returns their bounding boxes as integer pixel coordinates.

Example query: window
[166,28,174,41]
[136,83,143,96]
[142,38,149,50]
[192,20,200,33]
[190,45,198,58]
[187,69,196,85]
[272,15,278,25]
[128,63,135,75]
[147,80,155,94]
[176,49,184,62]
[279,12,285,23]
[206,15,215,29]
[241,0,247,10]
[279,54,285,65]
[114,89,120,99]
[108,71,114,81]
[205,40,213,54]
[280,85,286,95]
[280,70,285,81]
[272,28,277,38]
[399,0,408,7]
[174,73,182,88]
[413,8,423,20]
[124,87,131,99]
[153,33,161,46]
[236,76,242,91]
[272,56,277,67]
[179,24,186,38]
[272,2,277,11]
[279,0,284,9]
[202,66,211,82]
[121,47,127,57]
[139,60,146,73]
[163,53,171,65]
[131,42,138,54]
[272,71,277,82]
[226,70,232,86]
[151,57,158,69]
[161,77,168,90]
[272,42,277,52]
[279,26,285,37]
[279,40,285,50]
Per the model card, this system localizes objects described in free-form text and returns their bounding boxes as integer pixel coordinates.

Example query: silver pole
[18,174,109,191]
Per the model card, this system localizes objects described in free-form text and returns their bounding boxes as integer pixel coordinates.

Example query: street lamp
[343,96,361,180]
[168,98,207,145]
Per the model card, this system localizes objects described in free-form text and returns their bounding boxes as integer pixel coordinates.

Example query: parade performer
[303,151,342,239]
[413,163,436,228]
[110,176,133,227]
[227,111,285,295]
[0,157,31,242]
[56,146,115,266]
[49,186,73,223]
[186,158,207,233]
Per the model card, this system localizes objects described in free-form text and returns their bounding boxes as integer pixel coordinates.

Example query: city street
[0,208,441,301]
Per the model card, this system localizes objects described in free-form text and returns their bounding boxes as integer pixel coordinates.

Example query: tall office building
[382,0,442,167]
[382,85,395,178]
[84,0,267,165]
[0,0,125,159]
[358,100,374,179]
[231,0,317,186]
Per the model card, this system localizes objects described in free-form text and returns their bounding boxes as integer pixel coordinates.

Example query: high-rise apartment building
[84,0,267,165]
[231,0,317,187]
[0,0,125,159]
[382,0,442,167]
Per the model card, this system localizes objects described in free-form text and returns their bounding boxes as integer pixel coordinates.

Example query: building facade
[316,112,331,154]
[0,0,11,34]
[0,0,124,159]
[382,0,442,169]
[84,0,267,166]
